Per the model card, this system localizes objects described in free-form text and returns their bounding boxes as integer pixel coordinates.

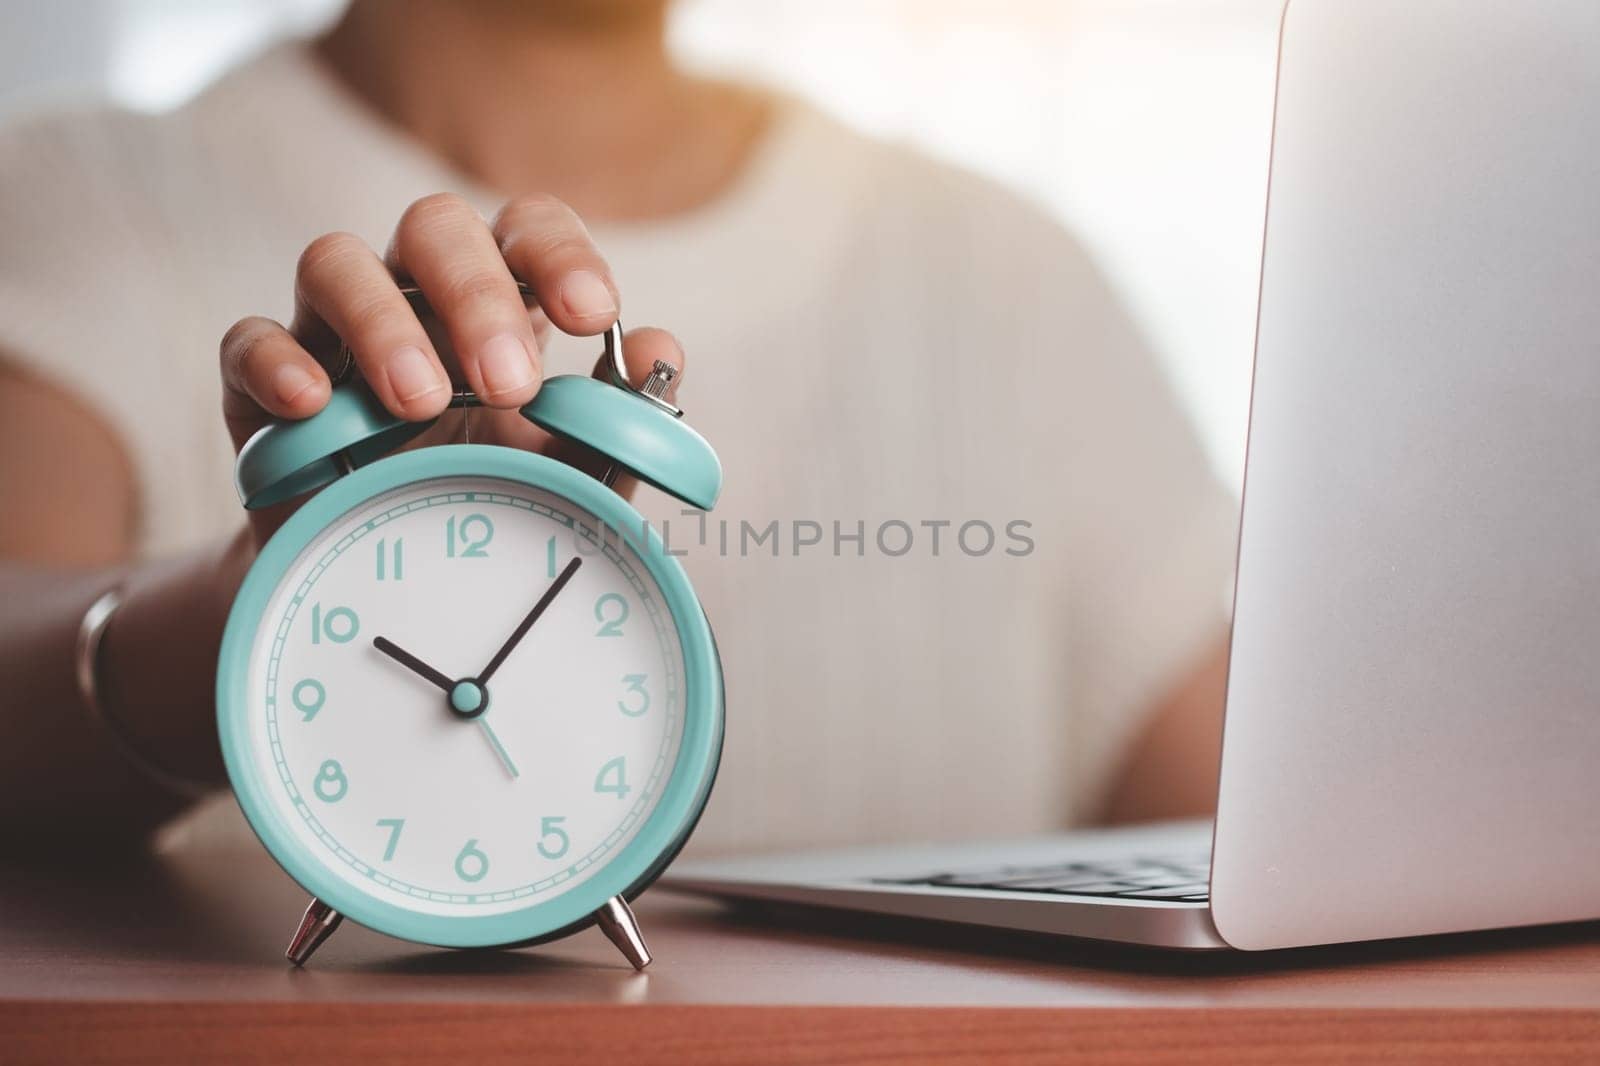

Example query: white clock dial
[242,475,685,917]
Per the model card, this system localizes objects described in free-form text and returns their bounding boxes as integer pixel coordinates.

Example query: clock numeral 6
[446,514,494,558]
[455,838,490,883]
[594,593,629,637]
[595,756,631,799]
[309,603,359,645]
[375,536,404,581]
[313,759,348,803]
[536,816,570,860]
[292,678,326,722]
[618,674,650,718]
[377,818,405,862]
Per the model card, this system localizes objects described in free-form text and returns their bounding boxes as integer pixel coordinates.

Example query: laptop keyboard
[871,853,1211,902]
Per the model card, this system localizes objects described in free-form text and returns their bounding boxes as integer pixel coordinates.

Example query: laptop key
[1113,883,1210,899]
[920,871,1063,888]
[1112,873,1200,890]
[1031,881,1144,895]
[870,853,1213,902]
[979,870,1132,889]
[922,865,1107,888]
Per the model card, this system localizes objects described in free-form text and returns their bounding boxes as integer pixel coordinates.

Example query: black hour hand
[372,636,454,693]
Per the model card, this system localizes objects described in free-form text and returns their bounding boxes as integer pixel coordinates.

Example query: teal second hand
[371,638,521,780]
[476,716,520,779]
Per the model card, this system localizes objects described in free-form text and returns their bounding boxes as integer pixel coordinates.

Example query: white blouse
[0,44,1235,855]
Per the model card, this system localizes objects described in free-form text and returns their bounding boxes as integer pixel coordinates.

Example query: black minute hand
[477,556,583,684]
[372,636,454,692]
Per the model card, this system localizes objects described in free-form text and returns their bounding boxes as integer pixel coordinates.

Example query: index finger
[492,195,620,337]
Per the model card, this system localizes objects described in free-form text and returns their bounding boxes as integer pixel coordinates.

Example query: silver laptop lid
[1211,0,1600,950]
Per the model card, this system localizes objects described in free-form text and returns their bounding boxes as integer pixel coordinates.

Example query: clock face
[240,474,686,919]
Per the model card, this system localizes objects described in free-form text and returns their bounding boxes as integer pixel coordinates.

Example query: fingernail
[560,270,617,320]
[386,345,445,404]
[272,363,318,405]
[478,333,536,397]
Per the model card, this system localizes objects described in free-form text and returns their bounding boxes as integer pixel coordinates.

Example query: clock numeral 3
[376,818,405,861]
[618,674,650,717]
[310,603,360,645]
[594,593,629,637]
[314,759,348,803]
[375,537,404,581]
[291,678,326,722]
[595,757,631,799]
[455,838,490,883]
[537,816,570,860]
[446,514,494,558]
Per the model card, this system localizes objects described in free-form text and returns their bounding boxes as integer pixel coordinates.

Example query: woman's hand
[218,192,686,548]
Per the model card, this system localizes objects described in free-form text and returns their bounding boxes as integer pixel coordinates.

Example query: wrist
[210,527,258,629]
[95,534,256,792]
[78,583,212,799]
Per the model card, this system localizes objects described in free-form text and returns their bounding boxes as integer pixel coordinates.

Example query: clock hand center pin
[370,635,515,778]
[372,636,489,719]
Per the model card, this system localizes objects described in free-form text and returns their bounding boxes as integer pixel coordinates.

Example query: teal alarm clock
[216,321,723,969]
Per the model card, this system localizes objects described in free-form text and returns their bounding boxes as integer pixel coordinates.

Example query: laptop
[665,0,1600,952]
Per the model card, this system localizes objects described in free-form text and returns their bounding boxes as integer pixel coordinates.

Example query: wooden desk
[3,845,1597,1064]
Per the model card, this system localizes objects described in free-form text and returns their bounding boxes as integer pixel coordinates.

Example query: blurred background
[0,0,1281,490]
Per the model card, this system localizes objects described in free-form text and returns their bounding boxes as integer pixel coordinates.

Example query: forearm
[0,534,250,847]
[1098,636,1229,825]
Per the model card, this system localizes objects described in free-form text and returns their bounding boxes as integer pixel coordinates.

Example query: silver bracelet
[75,586,213,798]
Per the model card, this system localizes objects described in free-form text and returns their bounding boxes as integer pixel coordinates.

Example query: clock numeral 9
[313,759,348,803]
[536,816,570,860]
[618,674,650,717]
[292,678,326,722]
[594,593,629,637]
[309,603,360,645]
[595,756,631,799]
[446,513,494,558]
[375,537,404,581]
[455,838,490,883]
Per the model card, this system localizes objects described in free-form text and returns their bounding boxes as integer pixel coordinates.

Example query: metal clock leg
[595,895,652,970]
[285,897,344,966]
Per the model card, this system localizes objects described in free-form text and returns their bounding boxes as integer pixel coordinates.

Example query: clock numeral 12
[310,603,360,644]
[446,513,494,558]
[595,757,631,799]
[375,537,404,581]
